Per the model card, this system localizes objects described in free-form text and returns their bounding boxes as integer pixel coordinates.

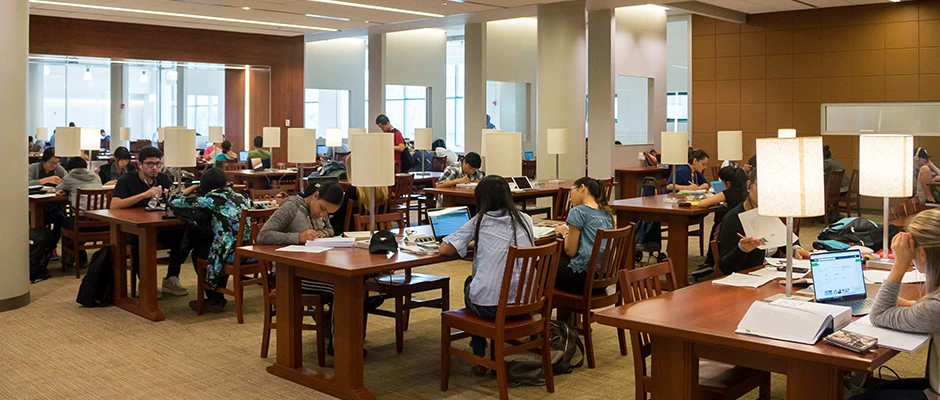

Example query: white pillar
[1,0,32,312]
[28,63,43,142]
[537,1,587,181]
[464,23,486,154]
[176,66,186,127]
[110,61,126,151]
[367,33,386,129]
[588,9,615,179]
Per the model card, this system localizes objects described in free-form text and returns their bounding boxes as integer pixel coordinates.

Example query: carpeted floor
[0,212,928,400]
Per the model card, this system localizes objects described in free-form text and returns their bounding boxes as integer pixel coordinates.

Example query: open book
[843,315,930,353]
[736,299,852,345]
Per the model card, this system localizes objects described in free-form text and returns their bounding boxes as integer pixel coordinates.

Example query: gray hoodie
[28,162,66,186]
[55,168,103,211]
[257,195,334,245]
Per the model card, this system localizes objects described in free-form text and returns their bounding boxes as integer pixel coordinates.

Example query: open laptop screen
[811,250,866,302]
[513,177,533,190]
[428,207,471,241]
[238,150,249,163]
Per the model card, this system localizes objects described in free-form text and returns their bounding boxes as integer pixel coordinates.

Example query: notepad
[843,315,930,353]
[736,299,852,345]
[750,266,810,280]
[306,237,356,248]
[713,273,777,288]
[863,269,926,284]
[276,245,331,253]
[738,208,799,250]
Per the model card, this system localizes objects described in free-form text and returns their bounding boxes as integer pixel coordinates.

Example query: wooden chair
[248,188,288,202]
[710,240,724,278]
[522,159,537,180]
[334,151,350,163]
[195,208,275,324]
[554,187,572,220]
[889,203,908,221]
[619,260,771,400]
[259,259,332,367]
[837,169,862,218]
[343,198,389,233]
[442,240,564,399]
[220,161,246,172]
[710,165,720,181]
[551,224,636,368]
[905,197,927,215]
[391,174,415,226]
[824,169,845,225]
[61,188,113,278]
[358,212,451,354]
[430,155,448,172]
[598,177,614,201]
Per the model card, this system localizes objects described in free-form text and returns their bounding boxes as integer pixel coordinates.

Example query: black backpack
[28,227,54,283]
[76,246,114,307]
[505,320,585,386]
[400,149,417,172]
[814,217,899,252]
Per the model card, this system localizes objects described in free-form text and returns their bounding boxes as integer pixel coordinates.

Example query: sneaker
[161,277,188,296]
[189,298,227,314]
[690,265,714,280]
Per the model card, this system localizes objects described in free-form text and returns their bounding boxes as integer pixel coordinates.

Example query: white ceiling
[28,0,909,37]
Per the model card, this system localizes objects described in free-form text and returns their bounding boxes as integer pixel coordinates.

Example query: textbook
[306,237,356,248]
[736,299,852,345]
[843,315,930,353]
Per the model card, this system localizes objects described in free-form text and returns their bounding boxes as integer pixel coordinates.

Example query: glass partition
[486,81,529,137]
[614,75,651,145]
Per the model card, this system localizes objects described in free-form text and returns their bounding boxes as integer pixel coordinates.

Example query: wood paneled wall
[29,15,303,165]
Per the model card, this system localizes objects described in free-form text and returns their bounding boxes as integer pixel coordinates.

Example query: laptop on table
[428,206,472,242]
[510,177,536,192]
[810,250,873,316]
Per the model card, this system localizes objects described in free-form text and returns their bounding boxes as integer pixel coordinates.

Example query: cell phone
[776,265,809,274]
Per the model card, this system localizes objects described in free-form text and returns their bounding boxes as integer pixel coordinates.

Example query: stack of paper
[863,270,926,284]
[843,315,930,353]
[307,237,356,248]
[750,266,810,280]
[276,245,331,253]
[736,299,852,345]
[713,273,778,288]
[28,193,57,199]
[342,231,374,240]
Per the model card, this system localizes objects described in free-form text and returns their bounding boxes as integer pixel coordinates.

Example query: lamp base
[763,293,812,302]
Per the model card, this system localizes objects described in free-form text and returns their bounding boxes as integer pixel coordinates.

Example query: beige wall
[305,38,367,129]
[691,0,940,208]
[386,29,447,141]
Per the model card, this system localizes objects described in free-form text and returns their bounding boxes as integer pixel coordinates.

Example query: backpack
[505,320,585,386]
[76,246,114,307]
[28,227,54,283]
[400,148,416,172]
[320,162,347,180]
[813,217,899,252]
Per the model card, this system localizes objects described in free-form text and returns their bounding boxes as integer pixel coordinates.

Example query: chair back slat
[354,211,406,232]
[583,224,636,291]
[522,160,537,180]
[890,203,908,221]
[392,174,415,200]
[430,155,448,172]
[554,187,572,220]
[825,169,845,202]
[598,178,614,201]
[847,169,860,198]
[75,187,113,212]
[236,208,277,247]
[249,188,289,201]
[497,240,563,322]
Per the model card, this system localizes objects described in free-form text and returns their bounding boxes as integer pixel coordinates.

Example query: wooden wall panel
[248,69,271,155]
[224,69,245,152]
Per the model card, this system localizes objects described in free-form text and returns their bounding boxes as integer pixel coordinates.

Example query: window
[667,92,689,122]
[186,95,220,136]
[614,75,650,145]
[385,84,427,139]
[446,37,465,150]
[305,88,350,135]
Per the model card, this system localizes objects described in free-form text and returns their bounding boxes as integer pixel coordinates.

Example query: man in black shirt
[111,146,188,297]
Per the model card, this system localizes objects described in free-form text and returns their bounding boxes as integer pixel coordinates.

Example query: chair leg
[196,264,206,316]
[441,281,450,311]
[440,319,451,391]
[494,340,509,400]
[234,276,245,324]
[582,309,596,369]
[541,326,555,393]
[403,293,412,331]
[616,298,628,356]
[759,372,771,400]
[74,240,82,279]
[260,302,272,358]
[395,296,405,354]
[315,301,326,367]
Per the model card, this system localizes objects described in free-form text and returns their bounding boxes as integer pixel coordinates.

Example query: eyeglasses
[142,161,163,169]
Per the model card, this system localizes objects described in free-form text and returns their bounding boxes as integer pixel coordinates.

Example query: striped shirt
[439,164,485,185]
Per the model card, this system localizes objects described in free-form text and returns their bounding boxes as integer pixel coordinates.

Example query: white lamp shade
[288,128,318,163]
[209,126,224,143]
[547,128,569,155]
[349,132,395,187]
[661,131,689,165]
[483,132,523,178]
[414,128,432,150]
[756,137,825,217]
[717,131,743,161]
[119,127,130,142]
[55,127,82,157]
[80,127,101,150]
[164,129,197,168]
[348,128,367,135]
[480,129,504,157]
[36,127,47,141]
[778,129,797,138]
[325,128,343,147]
[262,127,281,148]
[859,135,914,198]
[158,127,166,142]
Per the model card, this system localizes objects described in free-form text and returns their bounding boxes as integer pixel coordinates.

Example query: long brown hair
[573,177,613,220]
[906,209,940,301]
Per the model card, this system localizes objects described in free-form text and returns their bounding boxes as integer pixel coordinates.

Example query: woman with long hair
[693,166,749,278]
[439,175,535,376]
[553,177,614,295]
[666,149,710,193]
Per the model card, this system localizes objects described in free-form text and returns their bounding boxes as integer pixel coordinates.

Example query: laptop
[810,250,873,316]
[317,144,327,156]
[711,180,726,194]
[428,206,471,242]
[524,151,535,161]
[511,176,536,192]
[238,150,249,163]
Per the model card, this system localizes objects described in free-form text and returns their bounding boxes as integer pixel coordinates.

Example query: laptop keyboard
[841,298,874,313]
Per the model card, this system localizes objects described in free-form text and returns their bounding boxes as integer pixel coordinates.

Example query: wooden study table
[236,225,454,400]
[423,179,572,210]
[610,194,721,287]
[226,169,299,189]
[595,279,922,400]
[889,213,918,230]
[337,171,444,188]
[28,194,69,229]
[85,208,185,322]
[616,166,672,199]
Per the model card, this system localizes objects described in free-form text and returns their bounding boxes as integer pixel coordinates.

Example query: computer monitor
[317,144,327,156]
[238,150,249,163]
[524,151,535,161]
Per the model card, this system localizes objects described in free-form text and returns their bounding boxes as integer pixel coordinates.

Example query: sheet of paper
[276,245,331,253]
[749,266,809,280]
[712,272,777,288]
[765,257,811,269]
[843,315,930,353]
[28,193,57,199]
[863,269,926,284]
[307,237,356,248]
[737,208,799,250]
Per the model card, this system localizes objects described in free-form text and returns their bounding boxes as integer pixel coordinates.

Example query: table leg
[275,264,303,369]
[786,361,843,400]
[650,335,698,399]
[111,223,128,305]
[112,226,165,321]
[29,202,42,229]
[665,216,690,288]
[441,194,457,208]
[332,276,371,399]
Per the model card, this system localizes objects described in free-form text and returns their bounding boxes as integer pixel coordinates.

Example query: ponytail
[573,177,614,220]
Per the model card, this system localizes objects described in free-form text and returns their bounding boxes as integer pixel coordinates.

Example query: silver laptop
[428,206,471,242]
[511,176,536,192]
[810,250,873,316]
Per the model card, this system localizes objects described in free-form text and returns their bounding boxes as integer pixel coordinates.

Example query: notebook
[736,299,852,345]
[428,207,471,241]
[811,250,874,316]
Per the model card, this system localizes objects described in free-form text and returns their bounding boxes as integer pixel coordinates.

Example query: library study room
[5,0,940,399]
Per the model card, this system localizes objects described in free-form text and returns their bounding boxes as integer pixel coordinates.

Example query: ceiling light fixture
[140,70,149,84]
[28,0,337,31]
[304,0,444,18]
[305,13,350,21]
[242,6,250,10]
[83,67,92,81]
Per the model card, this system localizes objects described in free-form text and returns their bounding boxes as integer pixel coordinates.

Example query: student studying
[552,178,614,295]
[665,149,710,193]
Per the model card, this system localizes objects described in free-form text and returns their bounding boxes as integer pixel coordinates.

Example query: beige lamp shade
[480,129,504,157]
[209,126,224,143]
[55,127,82,157]
[158,127,166,143]
[547,128,569,155]
[717,130,743,161]
[262,127,281,148]
[36,127,47,141]
[325,128,343,147]
[859,135,914,198]
[778,129,797,139]
[80,127,101,150]
[756,137,825,217]
[164,129,197,168]
[348,128,367,135]
[661,131,689,165]
[288,128,318,163]
[119,127,130,142]
[349,132,394,187]
[483,132,523,178]
[414,128,432,150]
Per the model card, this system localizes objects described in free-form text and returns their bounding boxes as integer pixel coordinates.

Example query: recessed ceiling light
[242,6,250,10]
[305,13,350,21]
[29,0,336,31]
[889,0,901,3]
[304,0,444,18]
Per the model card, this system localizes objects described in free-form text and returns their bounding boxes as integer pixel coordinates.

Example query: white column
[464,23,486,154]
[176,66,186,127]
[588,9,615,179]
[1,0,32,312]
[110,61,126,151]
[537,1,587,181]
[367,33,386,129]
[27,63,43,142]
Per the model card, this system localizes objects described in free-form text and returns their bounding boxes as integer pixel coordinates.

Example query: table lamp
[717,130,743,164]
[36,127,47,142]
[164,128,196,186]
[547,128,568,183]
[209,126,224,144]
[859,135,913,261]
[81,127,101,160]
[55,127,82,157]
[414,128,432,176]
[349,132,394,235]
[325,128,343,162]
[263,126,281,169]
[661,131,689,198]
[778,129,796,139]
[483,132,522,178]
[288,128,318,165]
[757,136,824,298]
[119,127,130,147]
[480,129,504,169]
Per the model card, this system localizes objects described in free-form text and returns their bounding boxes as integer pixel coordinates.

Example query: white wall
[614,5,668,151]
[385,29,446,141]
[305,38,367,129]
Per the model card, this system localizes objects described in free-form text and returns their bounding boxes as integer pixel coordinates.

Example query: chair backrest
[618,259,679,381]
[430,155,448,172]
[581,223,636,293]
[889,203,908,221]
[354,211,406,232]
[249,188,287,201]
[344,199,391,232]
[334,151,350,163]
[598,177,614,201]
[496,240,563,323]
[75,187,113,212]
[654,179,668,195]
[522,160,537,180]
[554,187,572,220]
[221,161,246,172]
[825,169,845,203]
[846,169,860,198]
[710,240,723,278]
[231,184,248,195]
[710,165,720,181]
[235,208,277,248]
[392,174,415,200]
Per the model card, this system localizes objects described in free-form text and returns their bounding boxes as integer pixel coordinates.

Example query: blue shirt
[565,205,614,273]
[443,210,535,306]
[665,164,707,193]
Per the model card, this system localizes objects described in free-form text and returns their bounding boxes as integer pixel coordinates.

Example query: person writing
[29,147,66,187]
[665,149,710,193]
[375,114,406,172]
[692,166,749,278]
[98,146,134,186]
[552,178,614,295]
[435,152,485,189]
